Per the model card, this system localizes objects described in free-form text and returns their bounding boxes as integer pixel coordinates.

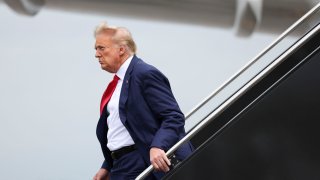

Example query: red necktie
[100,75,120,115]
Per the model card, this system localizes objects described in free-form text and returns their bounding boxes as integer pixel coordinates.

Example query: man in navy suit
[92,22,193,180]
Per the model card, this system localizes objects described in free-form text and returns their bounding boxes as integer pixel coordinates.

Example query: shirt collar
[116,55,133,80]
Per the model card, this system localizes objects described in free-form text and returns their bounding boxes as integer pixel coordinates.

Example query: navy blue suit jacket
[96,55,193,178]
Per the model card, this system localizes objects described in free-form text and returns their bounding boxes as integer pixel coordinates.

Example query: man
[93,22,194,180]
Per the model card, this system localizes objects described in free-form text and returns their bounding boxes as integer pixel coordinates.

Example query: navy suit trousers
[110,150,164,180]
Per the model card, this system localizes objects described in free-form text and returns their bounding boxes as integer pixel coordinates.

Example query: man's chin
[101,66,113,73]
[100,65,107,70]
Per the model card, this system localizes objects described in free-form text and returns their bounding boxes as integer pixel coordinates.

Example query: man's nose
[95,51,100,58]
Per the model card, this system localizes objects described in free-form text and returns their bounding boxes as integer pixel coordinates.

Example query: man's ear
[119,45,125,55]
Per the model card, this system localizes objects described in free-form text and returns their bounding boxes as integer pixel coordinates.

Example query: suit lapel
[97,108,109,145]
[119,55,139,124]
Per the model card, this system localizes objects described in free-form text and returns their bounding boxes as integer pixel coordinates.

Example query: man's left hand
[150,147,171,172]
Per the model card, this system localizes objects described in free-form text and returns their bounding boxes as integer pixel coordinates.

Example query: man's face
[95,34,121,73]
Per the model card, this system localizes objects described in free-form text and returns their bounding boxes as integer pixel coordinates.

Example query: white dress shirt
[106,56,135,151]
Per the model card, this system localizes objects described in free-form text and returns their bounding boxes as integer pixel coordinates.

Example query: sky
[0,3,284,179]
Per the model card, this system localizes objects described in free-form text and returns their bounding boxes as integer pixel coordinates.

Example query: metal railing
[136,3,320,180]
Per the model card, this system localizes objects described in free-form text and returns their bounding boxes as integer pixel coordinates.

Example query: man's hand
[150,147,171,172]
[93,168,109,180]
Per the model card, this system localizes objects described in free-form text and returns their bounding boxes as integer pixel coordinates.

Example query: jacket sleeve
[142,68,186,151]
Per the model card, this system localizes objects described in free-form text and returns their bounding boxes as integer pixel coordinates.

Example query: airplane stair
[162,6,320,180]
[136,3,320,180]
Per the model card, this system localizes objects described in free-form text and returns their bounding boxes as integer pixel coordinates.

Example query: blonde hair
[94,22,137,54]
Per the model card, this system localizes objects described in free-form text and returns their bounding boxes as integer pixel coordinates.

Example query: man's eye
[96,46,105,51]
